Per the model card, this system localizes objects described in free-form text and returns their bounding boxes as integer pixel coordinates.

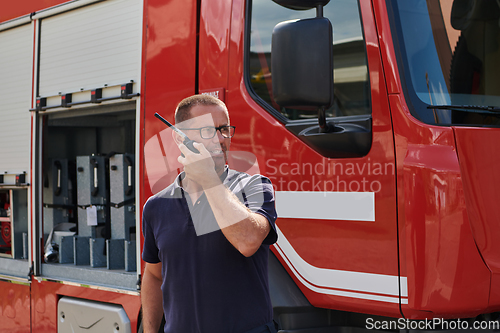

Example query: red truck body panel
[0,0,68,23]
[0,280,30,333]
[390,94,491,319]
[454,127,500,310]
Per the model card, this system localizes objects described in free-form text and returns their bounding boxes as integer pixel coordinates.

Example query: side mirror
[271,16,333,110]
[270,3,372,158]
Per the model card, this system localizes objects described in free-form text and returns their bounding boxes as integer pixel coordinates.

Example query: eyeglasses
[178,125,236,139]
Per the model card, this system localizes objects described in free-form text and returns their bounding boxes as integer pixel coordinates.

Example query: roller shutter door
[0,24,33,175]
[39,0,142,96]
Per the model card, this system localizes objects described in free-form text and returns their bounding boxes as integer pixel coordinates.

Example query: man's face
[179,104,231,175]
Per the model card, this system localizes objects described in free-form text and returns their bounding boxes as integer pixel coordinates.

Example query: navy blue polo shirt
[142,168,278,333]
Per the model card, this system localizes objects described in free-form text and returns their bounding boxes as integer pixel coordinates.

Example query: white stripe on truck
[275,191,375,221]
[274,225,408,304]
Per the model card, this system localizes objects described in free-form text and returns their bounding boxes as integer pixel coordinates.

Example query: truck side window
[247,0,370,120]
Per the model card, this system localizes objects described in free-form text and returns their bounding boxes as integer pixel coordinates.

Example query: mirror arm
[318,106,332,133]
[316,3,329,133]
[316,4,323,18]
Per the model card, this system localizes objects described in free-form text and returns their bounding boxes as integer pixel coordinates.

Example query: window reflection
[248,0,371,120]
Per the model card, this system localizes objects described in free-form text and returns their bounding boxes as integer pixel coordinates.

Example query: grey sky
[250,0,364,52]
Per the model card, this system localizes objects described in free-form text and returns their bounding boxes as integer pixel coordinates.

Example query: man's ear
[172,130,184,146]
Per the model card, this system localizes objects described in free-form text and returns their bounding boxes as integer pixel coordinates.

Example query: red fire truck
[1,0,499,332]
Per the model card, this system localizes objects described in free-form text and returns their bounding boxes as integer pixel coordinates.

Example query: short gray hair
[175,94,228,124]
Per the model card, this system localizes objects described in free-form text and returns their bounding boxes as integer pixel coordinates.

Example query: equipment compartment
[0,188,29,278]
[40,104,138,289]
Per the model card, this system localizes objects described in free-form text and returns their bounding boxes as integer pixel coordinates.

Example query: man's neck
[182,177,203,194]
[181,166,226,199]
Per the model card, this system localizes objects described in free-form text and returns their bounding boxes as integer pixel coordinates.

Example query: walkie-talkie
[154,112,200,154]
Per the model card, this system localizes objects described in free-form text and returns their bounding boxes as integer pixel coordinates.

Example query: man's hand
[177,142,220,189]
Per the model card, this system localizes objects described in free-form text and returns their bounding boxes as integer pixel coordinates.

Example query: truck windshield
[389,0,500,127]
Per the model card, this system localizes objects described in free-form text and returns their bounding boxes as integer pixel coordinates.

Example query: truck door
[0,22,33,332]
[29,0,143,330]
[227,0,403,320]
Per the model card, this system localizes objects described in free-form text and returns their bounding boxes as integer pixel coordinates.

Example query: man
[141,94,278,333]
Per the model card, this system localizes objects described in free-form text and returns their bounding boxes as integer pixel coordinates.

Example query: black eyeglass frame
[177,125,236,139]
